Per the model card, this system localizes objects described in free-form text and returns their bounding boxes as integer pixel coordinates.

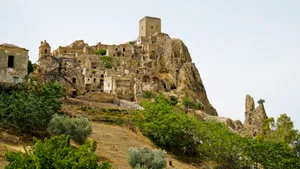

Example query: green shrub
[0,82,65,133]
[47,114,92,144]
[129,41,136,46]
[99,56,114,69]
[182,97,204,111]
[128,147,166,169]
[169,96,178,106]
[95,49,107,56]
[142,91,156,99]
[198,121,252,168]
[134,97,200,156]
[5,135,112,169]
[245,138,300,169]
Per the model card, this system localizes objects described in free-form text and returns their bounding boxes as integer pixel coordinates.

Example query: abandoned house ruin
[0,44,29,85]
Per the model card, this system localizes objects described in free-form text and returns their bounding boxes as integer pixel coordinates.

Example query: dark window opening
[122,54,124,56]
[171,84,177,90]
[92,63,97,69]
[115,48,118,51]
[100,74,104,78]
[8,55,14,68]
[65,51,67,53]
[123,48,125,52]
[100,80,104,89]
[151,26,153,29]
[72,78,76,84]
[45,49,47,53]
[136,70,139,73]
[94,78,96,83]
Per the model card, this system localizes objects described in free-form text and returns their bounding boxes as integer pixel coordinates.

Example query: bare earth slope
[91,123,200,169]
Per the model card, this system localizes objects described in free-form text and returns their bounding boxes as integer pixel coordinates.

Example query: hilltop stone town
[0,16,269,135]
[36,16,218,116]
[0,17,276,169]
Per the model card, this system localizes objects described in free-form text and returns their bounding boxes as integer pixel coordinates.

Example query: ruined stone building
[38,16,218,115]
[0,44,29,84]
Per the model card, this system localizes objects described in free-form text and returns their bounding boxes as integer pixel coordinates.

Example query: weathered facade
[37,16,218,115]
[0,44,29,84]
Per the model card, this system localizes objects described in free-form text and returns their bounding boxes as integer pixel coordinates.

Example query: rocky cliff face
[243,95,267,136]
[149,35,217,116]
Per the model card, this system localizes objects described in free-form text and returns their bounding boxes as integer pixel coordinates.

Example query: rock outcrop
[152,36,217,116]
[243,95,267,136]
[204,113,243,132]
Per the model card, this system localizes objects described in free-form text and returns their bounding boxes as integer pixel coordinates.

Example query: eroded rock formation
[243,95,267,136]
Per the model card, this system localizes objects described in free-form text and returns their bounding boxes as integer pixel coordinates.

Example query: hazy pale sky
[1,0,300,128]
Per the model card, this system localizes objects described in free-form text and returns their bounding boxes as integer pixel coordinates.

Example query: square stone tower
[139,16,161,38]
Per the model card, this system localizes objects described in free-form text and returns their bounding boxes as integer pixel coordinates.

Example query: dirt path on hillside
[91,123,201,169]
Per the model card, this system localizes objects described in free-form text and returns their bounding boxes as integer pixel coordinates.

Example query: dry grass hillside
[91,123,201,169]
[0,122,202,169]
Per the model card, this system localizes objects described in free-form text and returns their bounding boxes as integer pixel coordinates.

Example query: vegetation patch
[47,114,92,144]
[94,49,107,56]
[128,147,166,169]
[134,95,300,168]
[142,91,157,99]
[4,135,112,169]
[0,82,65,134]
[182,97,205,111]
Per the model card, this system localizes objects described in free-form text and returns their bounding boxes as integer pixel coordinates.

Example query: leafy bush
[129,41,136,46]
[47,114,92,144]
[95,49,107,56]
[0,82,65,133]
[99,56,114,69]
[169,96,178,106]
[5,135,112,169]
[198,122,251,168]
[245,138,300,169]
[128,147,166,169]
[182,97,204,111]
[142,91,156,99]
[134,96,200,156]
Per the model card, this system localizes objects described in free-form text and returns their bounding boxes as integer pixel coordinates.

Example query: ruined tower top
[39,40,51,56]
[139,16,161,38]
